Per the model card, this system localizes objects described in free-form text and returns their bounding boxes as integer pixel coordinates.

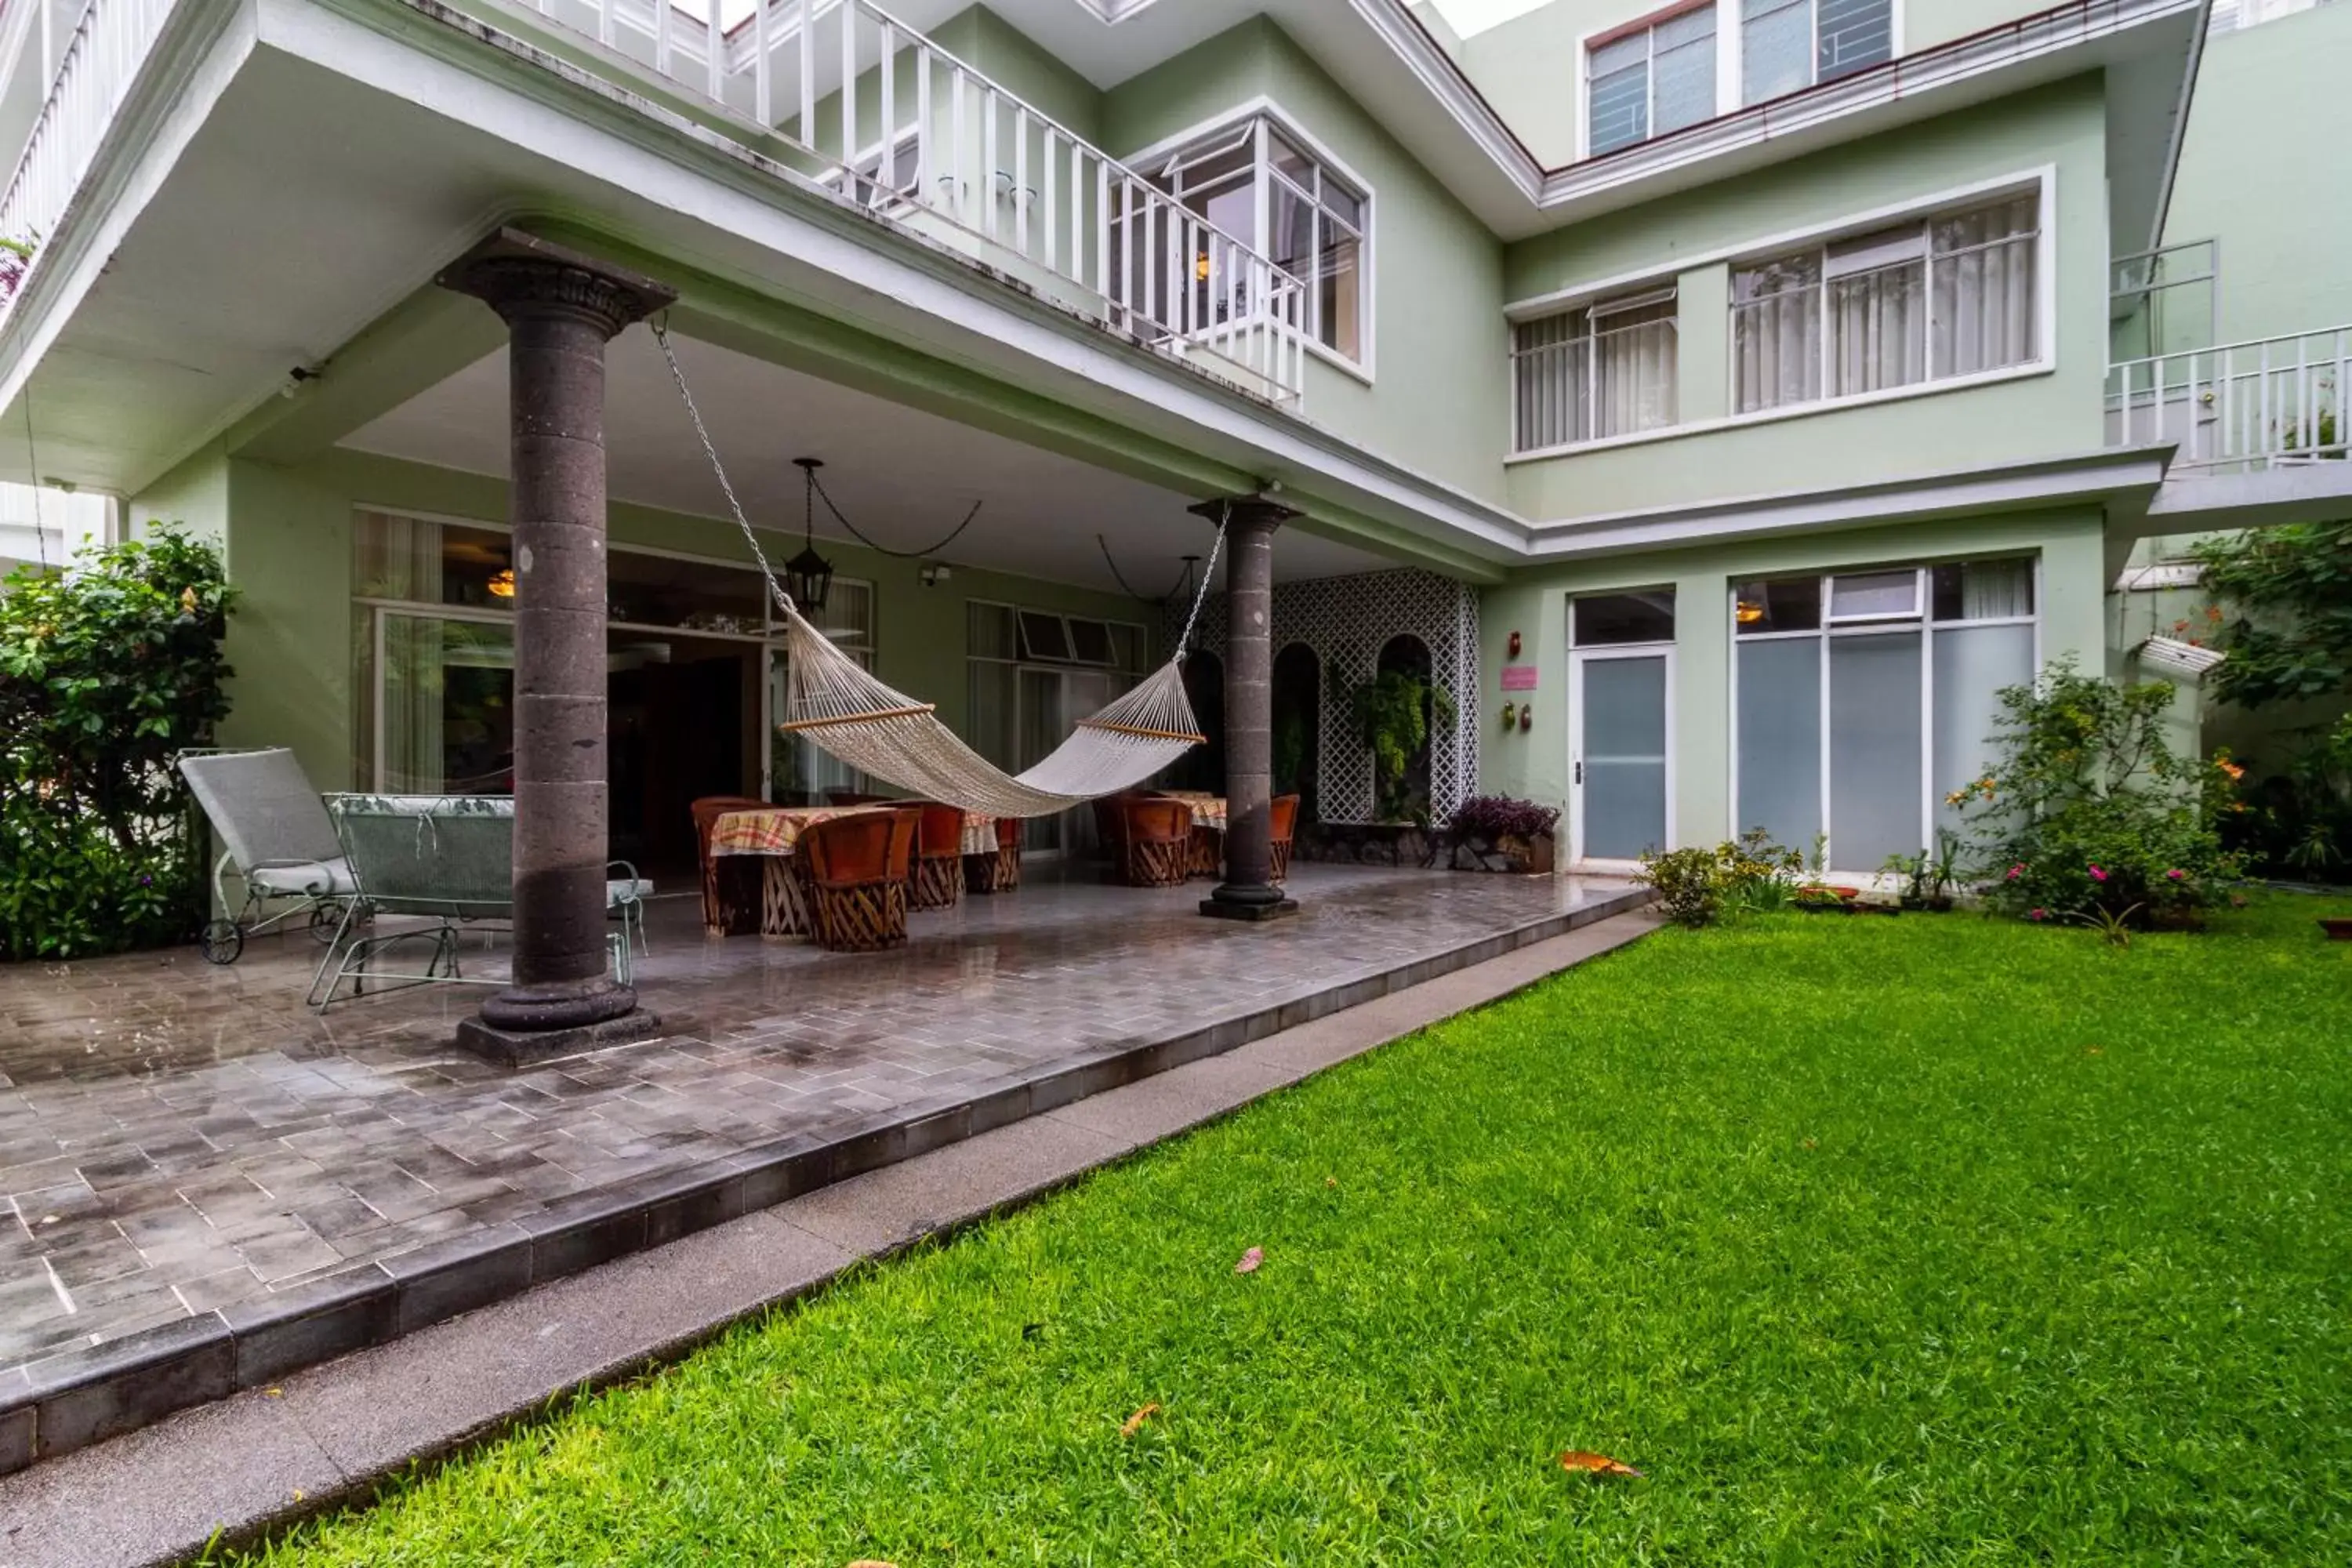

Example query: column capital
[1189,492,1301,533]
[438,228,677,339]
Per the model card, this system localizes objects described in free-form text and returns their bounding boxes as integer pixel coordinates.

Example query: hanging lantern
[786,457,837,614]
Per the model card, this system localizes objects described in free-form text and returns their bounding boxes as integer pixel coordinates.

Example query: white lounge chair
[176,747,359,964]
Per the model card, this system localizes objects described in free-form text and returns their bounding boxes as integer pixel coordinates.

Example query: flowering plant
[1952,659,2238,927]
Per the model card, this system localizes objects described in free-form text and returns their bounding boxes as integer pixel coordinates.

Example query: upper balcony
[0,0,1315,404]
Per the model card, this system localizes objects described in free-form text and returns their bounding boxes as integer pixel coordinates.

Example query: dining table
[1155,790,1229,877]
[709,804,996,938]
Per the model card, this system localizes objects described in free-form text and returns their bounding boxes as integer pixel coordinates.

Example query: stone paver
[0,863,1635,1377]
[0,906,1660,1568]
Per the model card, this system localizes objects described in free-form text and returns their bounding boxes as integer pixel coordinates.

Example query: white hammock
[655,324,1214,818]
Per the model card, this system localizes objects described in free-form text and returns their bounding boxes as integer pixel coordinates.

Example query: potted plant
[1448,795,1559,873]
[1337,667,1457,825]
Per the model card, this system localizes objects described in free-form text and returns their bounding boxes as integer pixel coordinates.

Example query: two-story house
[0,0,2338,877]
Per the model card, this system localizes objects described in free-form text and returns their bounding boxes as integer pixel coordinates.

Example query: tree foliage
[2191,520,2352,709]
[0,528,234,958]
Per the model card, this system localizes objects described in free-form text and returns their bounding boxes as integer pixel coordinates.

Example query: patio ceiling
[339,329,1399,594]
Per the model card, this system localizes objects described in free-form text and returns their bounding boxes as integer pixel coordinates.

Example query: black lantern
[786,457,836,613]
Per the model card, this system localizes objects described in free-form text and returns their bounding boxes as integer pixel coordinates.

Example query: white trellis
[1178,567,1480,826]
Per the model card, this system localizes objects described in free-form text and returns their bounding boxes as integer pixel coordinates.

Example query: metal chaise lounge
[309,794,651,1011]
[176,747,360,964]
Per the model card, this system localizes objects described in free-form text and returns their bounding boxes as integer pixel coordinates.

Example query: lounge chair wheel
[308,903,343,943]
[200,919,245,966]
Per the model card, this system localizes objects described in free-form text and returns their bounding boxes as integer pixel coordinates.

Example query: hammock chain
[652,318,797,619]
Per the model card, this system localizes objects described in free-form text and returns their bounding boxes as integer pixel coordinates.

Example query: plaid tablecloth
[711,805,996,856]
[1157,791,1228,832]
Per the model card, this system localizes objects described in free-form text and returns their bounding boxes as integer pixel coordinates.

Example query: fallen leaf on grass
[1233,1246,1263,1274]
[1799,1138,1818,1152]
[844,1560,898,1567]
[2085,1046,2105,1055]
[1120,1402,1161,1438]
[1559,1450,1644,1479]
[1324,1176,1338,1189]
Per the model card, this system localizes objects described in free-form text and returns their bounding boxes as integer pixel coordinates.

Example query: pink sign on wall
[1501,665,1538,692]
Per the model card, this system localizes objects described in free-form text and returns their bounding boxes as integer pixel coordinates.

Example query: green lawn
[235,895,2352,1566]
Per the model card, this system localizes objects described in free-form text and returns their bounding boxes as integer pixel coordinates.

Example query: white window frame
[825,128,925,215]
[1724,554,2042,877]
[1509,285,1682,454]
[1737,0,1903,107]
[1501,166,2056,463]
[1116,99,1378,382]
[1582,0,1723,158]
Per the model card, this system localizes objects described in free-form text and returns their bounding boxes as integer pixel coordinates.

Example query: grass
[233,894,2352,1566]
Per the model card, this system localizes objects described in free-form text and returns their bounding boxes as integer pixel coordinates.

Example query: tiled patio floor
[0,862,1633,1378]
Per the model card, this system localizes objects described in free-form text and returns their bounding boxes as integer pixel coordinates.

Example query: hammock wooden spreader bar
[652,321,1224,818]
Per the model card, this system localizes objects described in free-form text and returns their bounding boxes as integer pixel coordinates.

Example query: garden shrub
[1952,658,2238,927]
[0,528,234,959]
[1638,845,1728,927]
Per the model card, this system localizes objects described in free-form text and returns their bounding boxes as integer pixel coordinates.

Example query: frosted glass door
[1577,654,1668,860]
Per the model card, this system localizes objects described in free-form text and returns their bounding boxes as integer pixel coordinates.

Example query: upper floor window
[1742,0,1894,104]
[1731,192,2040,415]
[1588,2,1719,155]
[1512,287,1679,452]
[1146,116,1369,364]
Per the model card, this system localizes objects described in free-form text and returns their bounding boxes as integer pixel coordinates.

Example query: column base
[456,1007,666,1068]
[1199,884,1300,922]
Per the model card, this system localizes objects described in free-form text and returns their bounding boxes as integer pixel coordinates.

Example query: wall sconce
[1500,702,1517,731]
[1507,630,1522,658]
[1519,706,1533,733]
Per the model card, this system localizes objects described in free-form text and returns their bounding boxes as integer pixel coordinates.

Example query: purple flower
[2165,868,2186,881]
[2087,865,2109,883]
[2005,864,2024,881]
[2028,908,2048,922]
[139,875,151,886]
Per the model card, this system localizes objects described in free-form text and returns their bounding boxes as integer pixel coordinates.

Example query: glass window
[1733,575,1822,633]
[1017,610,1074,663]
[1828,570,1920,622]
[1932,622,2034,833]
[1828,630,1924,867]
[1743,0,1892,106]
[1146,116,1369,365]
[1589,4,1719,156]
[1511,288,1679,452]
[1731,193,2040,413]
[1930,558,2034,622]
[1573,590,1677,646]
[1737,636,1821,850]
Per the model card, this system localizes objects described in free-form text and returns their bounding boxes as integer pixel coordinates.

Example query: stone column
[441,231,676,1065]
[1196,494,1300,922]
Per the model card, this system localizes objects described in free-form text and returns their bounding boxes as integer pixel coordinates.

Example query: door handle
[1574,760,1584,786]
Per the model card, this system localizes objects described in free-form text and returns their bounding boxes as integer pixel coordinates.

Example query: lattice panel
[1176,567,1479,826]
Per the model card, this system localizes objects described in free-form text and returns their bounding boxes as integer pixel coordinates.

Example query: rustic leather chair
[798,808,916,951]
[967,815,1023,895]
[691,794,768,936]
[1269,793,1301,884]
[909,802,967,911]
[1117,796,1194,887]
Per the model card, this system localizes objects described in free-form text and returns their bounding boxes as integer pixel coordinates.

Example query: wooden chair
[798,808,916,951]
[1187,812,1222,880]
[910,803,967,911]
[1269,793,1301,884]
[967,815,1023,895]
[1091,794,1131,862]
[1117,796,1194,887]
[691,794,768,936]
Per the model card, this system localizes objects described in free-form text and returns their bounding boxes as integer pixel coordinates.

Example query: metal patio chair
[176,747,359,964]
[309,794,650,1011]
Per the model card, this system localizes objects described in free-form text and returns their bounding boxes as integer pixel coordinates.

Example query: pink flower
[2005,864,2024,881]
[2088,865,2109,883]
[2165,868,2186,881]
[2028,908,2048,922]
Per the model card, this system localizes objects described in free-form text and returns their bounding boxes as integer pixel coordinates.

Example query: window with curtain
[1742,0,1893,105]
[1511,287,1679,452]
[1588,2,1719,155]
[1733,558,2036,870]
[1732,191,2040,414]
[1142,116,1370,363]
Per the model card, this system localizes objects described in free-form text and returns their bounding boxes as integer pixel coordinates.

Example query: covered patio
[0,862,1642,1458]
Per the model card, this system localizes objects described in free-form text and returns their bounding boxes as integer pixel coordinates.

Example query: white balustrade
[514,0,1308,404]
[0,0,181,322]
[2108,326,2352,473]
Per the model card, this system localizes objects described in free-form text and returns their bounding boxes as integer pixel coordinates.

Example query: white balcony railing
[513,0,1311,403]
[2108,326,2352,474]
[0,0,181,322]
